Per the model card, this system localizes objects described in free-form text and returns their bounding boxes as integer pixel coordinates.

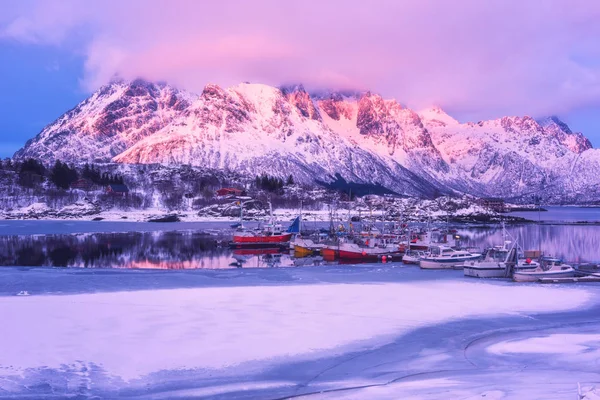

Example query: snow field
[0,280,591,381]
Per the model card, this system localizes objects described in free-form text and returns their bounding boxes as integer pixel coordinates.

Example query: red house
[216,188,243,197]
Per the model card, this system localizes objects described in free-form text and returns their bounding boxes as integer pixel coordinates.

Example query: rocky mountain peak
[314,91,357,121]
[201,83,228,101]
[537,116,592,153]
[280,84,320,121]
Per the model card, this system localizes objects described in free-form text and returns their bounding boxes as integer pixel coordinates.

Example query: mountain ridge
[14,79,600,202]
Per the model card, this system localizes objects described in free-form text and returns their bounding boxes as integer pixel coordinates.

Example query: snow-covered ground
[0,265,599,399]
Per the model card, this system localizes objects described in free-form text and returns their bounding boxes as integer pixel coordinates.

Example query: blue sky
[1,0,600,158]
[0,42,86,157]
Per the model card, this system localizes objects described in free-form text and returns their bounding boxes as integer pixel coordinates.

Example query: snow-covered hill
[14,79,600,201]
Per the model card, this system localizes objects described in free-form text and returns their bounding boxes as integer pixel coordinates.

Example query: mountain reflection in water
[0,231,327,269]
[0,223,599,269]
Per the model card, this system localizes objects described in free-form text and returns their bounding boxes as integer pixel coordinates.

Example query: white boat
[513,257,576,282]
[463,241,538,278]
[420,246,481,269]
[402,250,425,265]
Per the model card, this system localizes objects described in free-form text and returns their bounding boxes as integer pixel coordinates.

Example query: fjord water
[508,205,600,222]
[1,206,600,268]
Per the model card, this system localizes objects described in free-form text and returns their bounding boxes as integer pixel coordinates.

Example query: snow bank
[488,333,600,355]
[0,281,590,381]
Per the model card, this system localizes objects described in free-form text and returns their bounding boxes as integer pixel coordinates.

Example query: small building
[216,187,244,197]
[71,178,94,191]
[479,197,506,212]
[106,183,130,196]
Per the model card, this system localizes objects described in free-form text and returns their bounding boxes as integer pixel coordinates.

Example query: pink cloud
[2,0,600,119]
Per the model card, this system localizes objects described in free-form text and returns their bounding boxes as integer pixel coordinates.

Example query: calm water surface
[1,213,600,268]
[508,205,600,222]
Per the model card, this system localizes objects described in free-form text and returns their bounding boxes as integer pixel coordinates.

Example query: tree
[255,174,284,193]
[20,158,46,176]
[82,163,104,184]
[50,160,79,189]
[286,174,294,185]
[18,158,46,188]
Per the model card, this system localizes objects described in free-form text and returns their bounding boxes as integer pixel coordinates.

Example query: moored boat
[233,228,293,245]
[232,204,298,246]
[402,250,425,265]
[409,230,457,251]
[463,243,538,278]
[337,241,403,262]
[420,246,481,269]
[321,246,339,261]
[292,236,325,257]
[513,257,576,282]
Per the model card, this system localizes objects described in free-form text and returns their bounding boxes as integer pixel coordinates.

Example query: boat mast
[269,200,274,232]
[537,195,542,258]
[299,200,303,234]
[240,200,244,228]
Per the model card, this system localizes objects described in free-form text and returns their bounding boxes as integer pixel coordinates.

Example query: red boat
[233,230,293,245]
[231,203,299,247]
[321,247,339,261]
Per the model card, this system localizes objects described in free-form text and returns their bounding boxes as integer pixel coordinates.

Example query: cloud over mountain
[2,0,600,121]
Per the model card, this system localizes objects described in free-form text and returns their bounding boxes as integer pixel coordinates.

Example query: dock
[539,276,600,284]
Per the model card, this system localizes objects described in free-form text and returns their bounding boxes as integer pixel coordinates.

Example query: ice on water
[0,264,599,399]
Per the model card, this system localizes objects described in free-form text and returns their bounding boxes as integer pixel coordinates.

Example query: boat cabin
[540,257,564,268]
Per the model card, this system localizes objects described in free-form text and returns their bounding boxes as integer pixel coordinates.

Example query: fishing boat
[409,230,456,251]
[320,234,350,261]
[409,231,432,251]
[231,202,299,247]
[463,242,538,278]
[512,257,576,282]
[321,245,339,260]
[337,239,403,262]
[419,246,481,269]
[232,222,294,246]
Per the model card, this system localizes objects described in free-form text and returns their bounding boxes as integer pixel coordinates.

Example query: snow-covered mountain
[15,79,600,201]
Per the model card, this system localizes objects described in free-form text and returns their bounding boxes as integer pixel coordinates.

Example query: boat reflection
[0,223,598,269]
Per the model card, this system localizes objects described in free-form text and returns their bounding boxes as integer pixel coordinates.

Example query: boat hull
[420,256,480,270]
[321,247,339,261]
[420,260,462,269]
[513,269,576,282]
[402,255,420,265]
[463,263,537,278]
[338,249,401,262]
[294,245,317,258]
[464,266,508,278]
[232,233,292,245]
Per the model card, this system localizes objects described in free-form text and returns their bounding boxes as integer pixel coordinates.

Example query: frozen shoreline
[0,266,599,398]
